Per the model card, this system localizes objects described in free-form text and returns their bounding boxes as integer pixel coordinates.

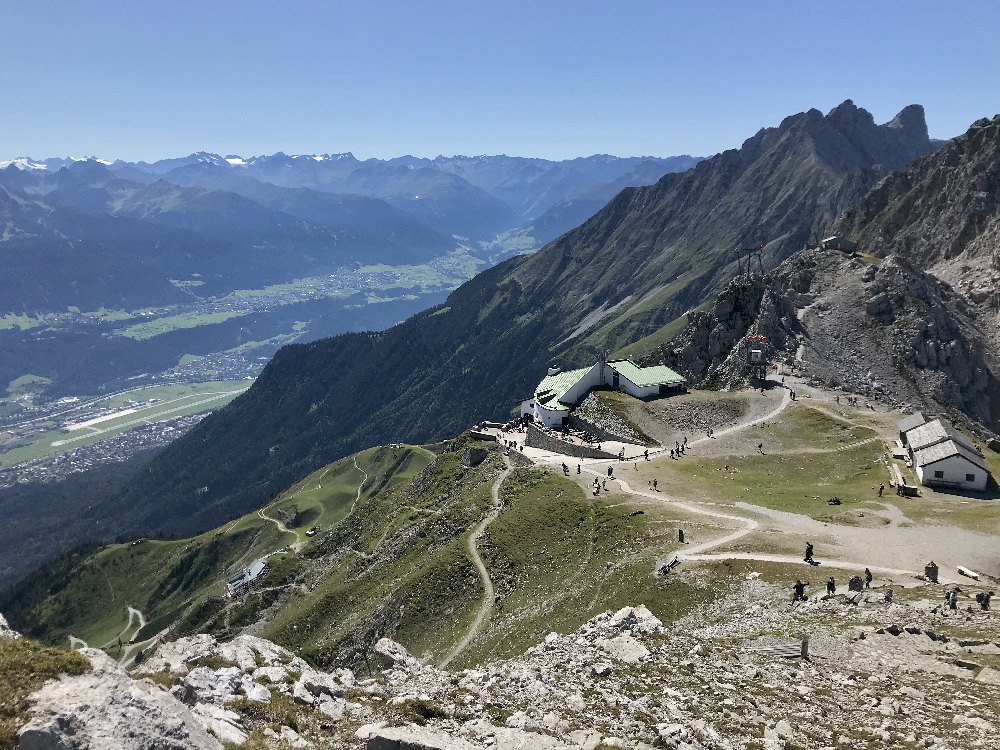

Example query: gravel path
[439,455,511,668]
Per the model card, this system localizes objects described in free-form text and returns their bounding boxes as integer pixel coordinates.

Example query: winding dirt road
[440,456,511,668]
[564,388,948,585]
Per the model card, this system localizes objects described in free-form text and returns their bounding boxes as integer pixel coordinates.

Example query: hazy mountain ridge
[5,151,704,245]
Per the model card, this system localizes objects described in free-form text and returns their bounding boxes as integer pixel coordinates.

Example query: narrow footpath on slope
[439,455,512,669]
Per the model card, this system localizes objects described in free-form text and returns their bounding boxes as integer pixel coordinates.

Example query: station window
[966,473,975,482]
[933,470,944,479]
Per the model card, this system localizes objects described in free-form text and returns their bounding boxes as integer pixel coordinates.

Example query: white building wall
[615,374,659,399]
[520,399,534,418]
[534,403,569,428]
[917,456,988,491]
[560,363,605,407]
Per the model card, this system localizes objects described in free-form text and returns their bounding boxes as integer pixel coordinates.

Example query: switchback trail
[440,456,511,669]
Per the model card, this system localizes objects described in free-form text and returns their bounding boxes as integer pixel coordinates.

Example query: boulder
[177,666,243,705]
[596,634,650,663]
[367,725,478,750]
[192,703,247,746]
[606,605,663,634]
[296,668,348,700]
[18,649,223,750]
[374,638,419,671]
[316,696,347,720]
[494,728,574,749]
[244,683,271,703]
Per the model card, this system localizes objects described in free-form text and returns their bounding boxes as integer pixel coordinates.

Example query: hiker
[619,449,625,462]
[653,478,658,491]
[864,568,873,588]
[884,589,894,604]
[826,576,836,596]
[948,590,958,611]
[683,436,688,446]
[804,542,814,564]
[644,449,649,461]
[675,440,680,452]
[758,442,764,454]
[670,449,675,459]
[793,580,808,602]
[577,464,581,474]
[878,483,884,497]
[978,591,994,611]
[607,466,614,477]
[562,463,569,475]
[602,479,608,491]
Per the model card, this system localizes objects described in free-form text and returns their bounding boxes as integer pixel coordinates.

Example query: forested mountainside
[96,101,942,538]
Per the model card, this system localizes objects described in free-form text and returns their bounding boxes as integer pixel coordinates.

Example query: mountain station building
[226,558,268,598]
[521,359,686,428]
[898,413,991,492]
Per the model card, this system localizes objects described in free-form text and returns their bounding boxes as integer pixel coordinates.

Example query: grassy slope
[264,442,494,667]
[3,446,432,650]
[632,406,884,520]
[464,467,706,667]
[19,402,996,676]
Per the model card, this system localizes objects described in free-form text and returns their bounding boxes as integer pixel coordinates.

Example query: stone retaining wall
[525,424,616,459]
[567,414,633,446]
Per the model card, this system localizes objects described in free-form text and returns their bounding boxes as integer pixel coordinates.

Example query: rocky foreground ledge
[5,576,1000,749]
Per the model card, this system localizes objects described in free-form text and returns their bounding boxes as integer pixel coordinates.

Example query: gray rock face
[660,274,801,388]
[374,637,420,671]
[18,649,223,750]
[0,612,20,639]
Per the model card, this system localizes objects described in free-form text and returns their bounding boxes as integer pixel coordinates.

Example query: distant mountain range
[0,152,702,313]
[88,100,953,540]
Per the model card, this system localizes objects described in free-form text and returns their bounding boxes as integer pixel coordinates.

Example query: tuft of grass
[0,638,90,749]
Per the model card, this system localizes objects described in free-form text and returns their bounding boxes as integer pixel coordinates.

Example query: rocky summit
[7,584,1000,749]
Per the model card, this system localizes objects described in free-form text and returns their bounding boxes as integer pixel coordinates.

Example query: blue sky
[2,1,997,161]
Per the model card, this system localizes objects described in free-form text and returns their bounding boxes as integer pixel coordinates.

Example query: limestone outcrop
[18,648,223,750]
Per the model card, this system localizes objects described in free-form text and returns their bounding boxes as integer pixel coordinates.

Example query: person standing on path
[878,483,884,497]
[653,478,659,491]
[826,576,836,596]
[804,542,814,564]
[793,580,808,602]
[758,442,765,454]
[864,568,873,588]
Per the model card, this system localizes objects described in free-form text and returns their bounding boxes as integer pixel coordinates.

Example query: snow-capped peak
[0,157,47,171]
[225,156,247,166]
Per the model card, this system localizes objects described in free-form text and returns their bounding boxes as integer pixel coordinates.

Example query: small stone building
[898,414,990,492]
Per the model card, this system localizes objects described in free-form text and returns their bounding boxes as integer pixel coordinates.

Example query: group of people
[670,437,688,459]
[591,476,610,495]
